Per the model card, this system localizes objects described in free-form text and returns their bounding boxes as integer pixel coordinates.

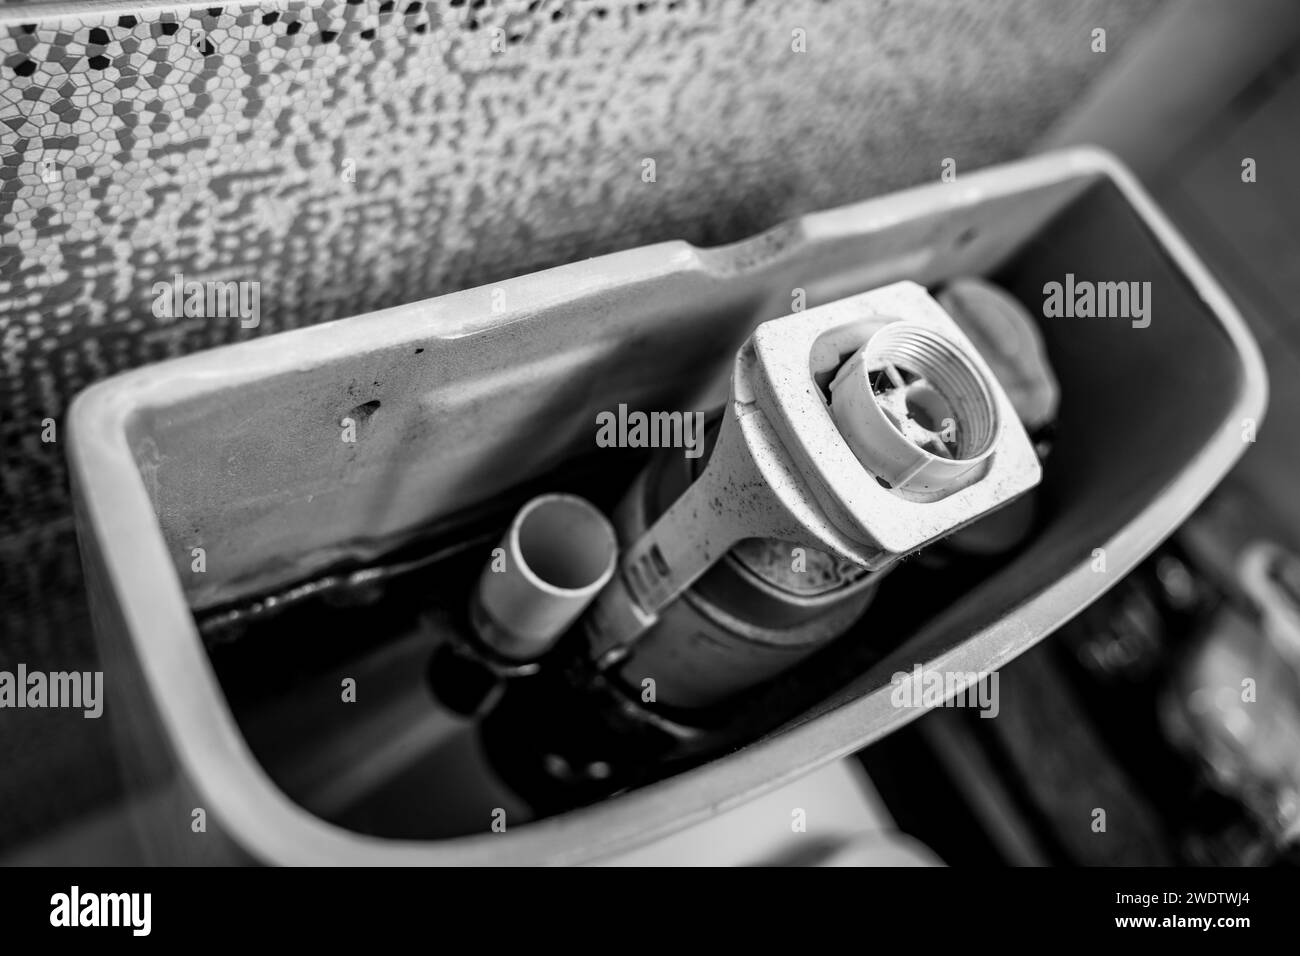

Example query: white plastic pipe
[474,493,618,661]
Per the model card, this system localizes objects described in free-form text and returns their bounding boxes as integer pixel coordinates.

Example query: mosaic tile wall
[0,0,1161,846]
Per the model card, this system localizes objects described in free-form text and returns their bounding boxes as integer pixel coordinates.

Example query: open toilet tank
[66,149,1265,864]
